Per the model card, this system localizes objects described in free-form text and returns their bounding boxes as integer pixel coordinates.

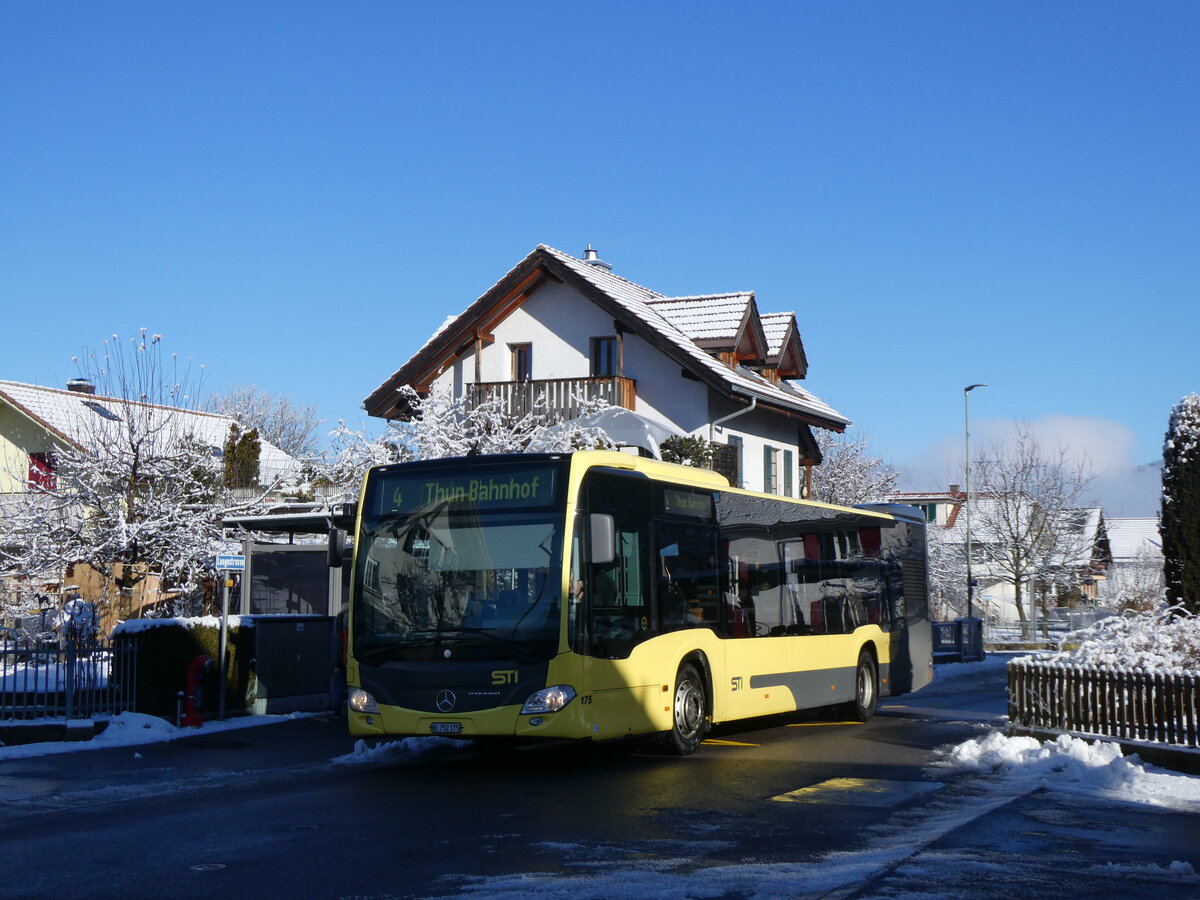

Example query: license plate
[430,722,462,734]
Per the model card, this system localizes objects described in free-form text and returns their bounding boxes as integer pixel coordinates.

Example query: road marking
[701,738,760,747]
[771,778,944,807]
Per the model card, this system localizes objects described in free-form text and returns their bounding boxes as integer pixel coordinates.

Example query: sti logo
[731,676,745,692]
[492,669,518,685]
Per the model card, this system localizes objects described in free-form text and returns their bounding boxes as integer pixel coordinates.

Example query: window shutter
[730,436,743,489]
[763,445,775,494]
[783,450,794,497]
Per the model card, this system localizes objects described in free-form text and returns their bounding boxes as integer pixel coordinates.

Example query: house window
[511,344,532,382]
[729,435,743,489]
[590,336,617,377]
[763,445,778,494]
[28,452,56,491]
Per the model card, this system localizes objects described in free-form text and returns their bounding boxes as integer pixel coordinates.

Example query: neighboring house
[887,485,965,527]
[363,245,849,496]
[0,378,299,494]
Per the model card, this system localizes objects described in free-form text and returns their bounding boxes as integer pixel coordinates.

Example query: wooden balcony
[467,376,636,420]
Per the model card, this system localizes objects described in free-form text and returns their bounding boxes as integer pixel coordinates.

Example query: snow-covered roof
[0,380,300,483]
[363,245,847,429]
[537,245,846,425]
[1106,517,1162,563]
[760,313,795,358]
[646,293,755,343]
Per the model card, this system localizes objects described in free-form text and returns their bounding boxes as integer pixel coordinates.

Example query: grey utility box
[243,615,337,715]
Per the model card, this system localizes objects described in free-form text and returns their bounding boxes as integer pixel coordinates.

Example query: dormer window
[511,343,532,382]
[590,336,617,377]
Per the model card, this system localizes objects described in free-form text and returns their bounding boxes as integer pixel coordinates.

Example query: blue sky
[3,2,1196,515]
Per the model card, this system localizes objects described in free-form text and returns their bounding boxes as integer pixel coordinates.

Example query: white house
[363,245,850,496]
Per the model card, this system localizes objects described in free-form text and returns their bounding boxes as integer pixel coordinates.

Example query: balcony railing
[467,376,636,420]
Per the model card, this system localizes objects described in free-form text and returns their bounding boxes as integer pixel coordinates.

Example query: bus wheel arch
[666,653,711,756]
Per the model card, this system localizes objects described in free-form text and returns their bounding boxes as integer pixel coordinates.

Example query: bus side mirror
[328,527,347,568]
[589,514,615,566]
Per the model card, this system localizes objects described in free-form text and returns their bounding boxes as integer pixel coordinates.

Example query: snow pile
[331,736,468,765]
[935,730,1200,810]
[1045,608,1200,673]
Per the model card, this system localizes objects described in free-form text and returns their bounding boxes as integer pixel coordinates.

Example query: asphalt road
[2,664,1199,899]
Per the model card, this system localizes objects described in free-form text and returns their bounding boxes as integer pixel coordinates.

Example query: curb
[0,719,111,748]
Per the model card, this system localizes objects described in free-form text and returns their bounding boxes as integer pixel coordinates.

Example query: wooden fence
[1008,658,1200,747]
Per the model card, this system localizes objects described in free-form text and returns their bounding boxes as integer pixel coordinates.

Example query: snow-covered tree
[317,386,616,503]
[1162,393,1200,613]
[206,384,322,460]
[927,523,968,620]
[0,331,272,615]
[809,429,898,507]
[970,426,1095,630]
[1098,542,1166,614]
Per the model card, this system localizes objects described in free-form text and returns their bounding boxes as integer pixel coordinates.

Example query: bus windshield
[353,460,565,665]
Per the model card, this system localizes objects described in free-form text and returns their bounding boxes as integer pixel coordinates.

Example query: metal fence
[1008,658,1200,747]
[986,609,1114,649]
[1,639,138,720]
[933,617,985,663]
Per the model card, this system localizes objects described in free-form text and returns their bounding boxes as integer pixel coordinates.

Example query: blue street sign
[216,554,246,571]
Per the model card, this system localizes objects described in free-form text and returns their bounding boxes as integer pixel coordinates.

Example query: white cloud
[895,415,1160,517]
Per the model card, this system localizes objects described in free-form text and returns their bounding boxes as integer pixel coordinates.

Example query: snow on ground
[0,711,316,760]
[935,729,1200,812]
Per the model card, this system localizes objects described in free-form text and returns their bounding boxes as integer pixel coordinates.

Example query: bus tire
[841,651,878,722]
[667,663,707,755]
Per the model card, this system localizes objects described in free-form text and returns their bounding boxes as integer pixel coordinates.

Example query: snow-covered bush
[1049,607,1200,673]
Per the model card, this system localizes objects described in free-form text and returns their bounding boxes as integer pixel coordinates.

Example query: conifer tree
[1162,393,1200,612]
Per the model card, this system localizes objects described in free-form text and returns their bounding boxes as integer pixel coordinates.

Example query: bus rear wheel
[841,651,878,722]
[667,663,707,755]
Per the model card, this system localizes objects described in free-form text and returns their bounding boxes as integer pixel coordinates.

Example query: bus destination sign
[377,466,559,515]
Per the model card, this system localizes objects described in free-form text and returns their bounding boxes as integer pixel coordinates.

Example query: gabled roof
[1106,517,1162,563]
[0,380,299,483]
[363,244,847,430]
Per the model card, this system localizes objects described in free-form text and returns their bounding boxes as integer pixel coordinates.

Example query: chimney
[582,244,612,272]
[949,484,961,496]
[66,378,97,395]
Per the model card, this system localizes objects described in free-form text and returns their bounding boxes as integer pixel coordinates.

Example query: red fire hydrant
[182,655,214,727]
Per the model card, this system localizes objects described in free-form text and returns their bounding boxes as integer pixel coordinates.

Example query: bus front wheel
[667,663,707,755]
[841,651,878,722]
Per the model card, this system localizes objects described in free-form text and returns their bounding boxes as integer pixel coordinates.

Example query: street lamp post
[963,383,987,620]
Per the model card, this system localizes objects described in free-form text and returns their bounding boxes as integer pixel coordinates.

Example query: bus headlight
[348,687,380,715]
[521,685,576,715]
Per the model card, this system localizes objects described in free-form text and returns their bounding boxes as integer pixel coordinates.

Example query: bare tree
[810,429,898,507]
[970,426,1095,631]
[206,384,322,460]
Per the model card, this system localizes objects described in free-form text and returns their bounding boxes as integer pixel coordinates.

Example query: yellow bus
[346,450,933,754]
